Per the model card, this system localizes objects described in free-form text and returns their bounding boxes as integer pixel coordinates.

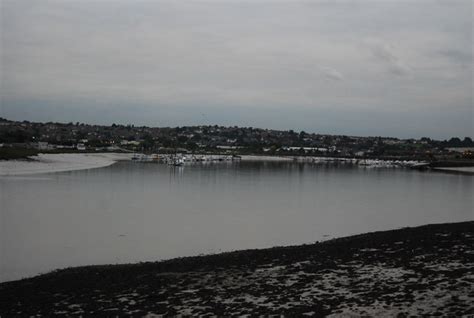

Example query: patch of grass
[431,160,474,167]
[0,147,39,160]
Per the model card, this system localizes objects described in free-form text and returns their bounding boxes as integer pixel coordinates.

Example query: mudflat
[1,221,473,316]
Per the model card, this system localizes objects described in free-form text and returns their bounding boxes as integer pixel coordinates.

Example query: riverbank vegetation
[0,147,39,160]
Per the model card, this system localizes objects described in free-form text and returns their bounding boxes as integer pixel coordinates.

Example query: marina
[129,152,426,168]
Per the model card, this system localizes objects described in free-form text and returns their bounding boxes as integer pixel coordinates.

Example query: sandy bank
[1,221,472,316]
[240,155,293,161]
[0,153,133,176]
[433,166,474,174]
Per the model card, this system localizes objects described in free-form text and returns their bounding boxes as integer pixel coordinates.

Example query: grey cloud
[438,49,473,65]
[1,0,472,138]
[321,68,344,81]
[370,43,411,76]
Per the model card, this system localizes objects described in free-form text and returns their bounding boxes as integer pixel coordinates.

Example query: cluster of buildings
[1,118,473,160]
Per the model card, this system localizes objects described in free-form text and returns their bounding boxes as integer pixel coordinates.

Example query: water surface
[1,161,472,282]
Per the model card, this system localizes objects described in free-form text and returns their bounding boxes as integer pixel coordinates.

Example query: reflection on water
[1,161,472,282]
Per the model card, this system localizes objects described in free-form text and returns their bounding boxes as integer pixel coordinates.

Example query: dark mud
[1,221,473,316]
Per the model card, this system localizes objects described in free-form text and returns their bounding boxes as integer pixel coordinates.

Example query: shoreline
[1,152,472,176]
[0,153,133,176]
[433,166,474,174]
[240,155,294,161]
[1,221,472,316]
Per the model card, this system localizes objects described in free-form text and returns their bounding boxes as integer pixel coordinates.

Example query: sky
[1,0,472,139]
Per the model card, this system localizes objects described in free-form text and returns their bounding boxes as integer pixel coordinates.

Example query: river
[1,161,472,282]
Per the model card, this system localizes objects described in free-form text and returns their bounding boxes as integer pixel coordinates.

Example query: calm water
[1,161,472,282]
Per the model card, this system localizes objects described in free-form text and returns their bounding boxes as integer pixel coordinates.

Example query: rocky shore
[1,221,473,316]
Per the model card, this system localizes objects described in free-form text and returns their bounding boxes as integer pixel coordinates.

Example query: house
[36,142,54,150]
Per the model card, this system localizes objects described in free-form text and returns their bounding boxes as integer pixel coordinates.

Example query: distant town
[0,117,473,162]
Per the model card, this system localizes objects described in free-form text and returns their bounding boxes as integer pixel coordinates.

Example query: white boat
[167,156,184,166]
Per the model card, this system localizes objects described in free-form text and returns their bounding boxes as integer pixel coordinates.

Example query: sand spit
[433,166,474,174]
[240,155,294,162]
[1,221,473,316]
[0,153,133,176]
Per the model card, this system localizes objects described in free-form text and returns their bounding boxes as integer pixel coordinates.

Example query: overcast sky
[1,0,472,139]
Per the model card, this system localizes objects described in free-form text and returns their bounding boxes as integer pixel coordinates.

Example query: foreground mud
[1,221,473,316]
